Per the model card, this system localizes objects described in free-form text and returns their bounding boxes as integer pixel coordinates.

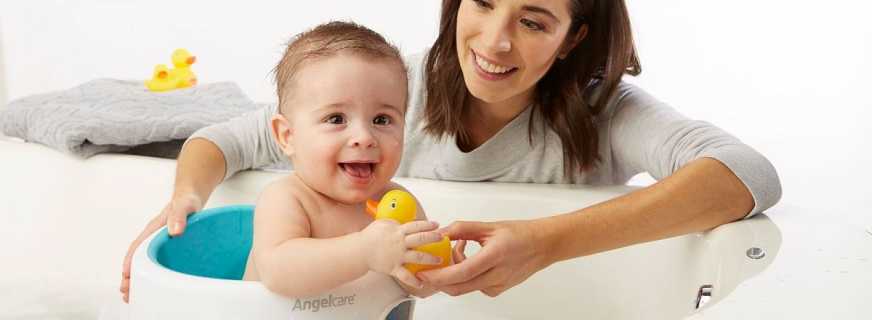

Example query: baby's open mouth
[339,162,375,179]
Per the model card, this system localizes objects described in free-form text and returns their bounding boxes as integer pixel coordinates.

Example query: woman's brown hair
[424,0,641,178]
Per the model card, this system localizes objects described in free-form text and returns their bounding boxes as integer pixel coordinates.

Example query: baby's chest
[307,207,373,238]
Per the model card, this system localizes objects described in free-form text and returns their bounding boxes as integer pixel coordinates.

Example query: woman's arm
[121,105,282,302]
[420,83,782,296]
[167,138,227,233]
[540,157,752,266]
[121,137,226,302]
[168,104,286,233]
[420,157,754,297]
[189,103,288,181]
[605,83,781,218]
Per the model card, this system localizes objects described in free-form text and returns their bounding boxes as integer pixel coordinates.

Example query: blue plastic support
[147,205,255,280]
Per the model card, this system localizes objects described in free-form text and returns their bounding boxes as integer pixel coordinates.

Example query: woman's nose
[482,18,512,53]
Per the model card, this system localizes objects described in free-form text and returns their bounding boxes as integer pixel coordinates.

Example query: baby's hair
[273,21,407,115]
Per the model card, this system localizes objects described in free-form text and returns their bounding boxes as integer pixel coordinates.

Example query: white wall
[625,0,872,226]
[1,0,870,223]
[0,18,6,109]
[0,0,441,103]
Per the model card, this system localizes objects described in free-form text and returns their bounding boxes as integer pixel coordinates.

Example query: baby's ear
[270,113,294,157]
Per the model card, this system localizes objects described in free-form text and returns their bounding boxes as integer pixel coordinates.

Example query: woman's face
[456,0,576,105]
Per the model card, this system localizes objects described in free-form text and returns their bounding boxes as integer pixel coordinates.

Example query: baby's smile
[339,160,378,185]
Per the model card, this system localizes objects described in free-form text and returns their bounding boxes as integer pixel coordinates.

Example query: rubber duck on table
[367,190,452,273]
[145,64,175,92]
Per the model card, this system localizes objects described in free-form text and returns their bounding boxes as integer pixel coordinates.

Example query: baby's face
[281,54,407,204]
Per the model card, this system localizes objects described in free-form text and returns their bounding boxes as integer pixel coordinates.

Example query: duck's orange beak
[157,70,168,79]
[187,56,196,65]
[365,199,379,219]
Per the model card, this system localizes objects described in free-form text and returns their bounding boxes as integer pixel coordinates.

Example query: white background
[1,0,871,318]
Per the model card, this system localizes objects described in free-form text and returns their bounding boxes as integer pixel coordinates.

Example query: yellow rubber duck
[366,190,418,224]
[366,190,451,273]
[145,64,175,92]
[145,48,197,92]
[169,49,197,88]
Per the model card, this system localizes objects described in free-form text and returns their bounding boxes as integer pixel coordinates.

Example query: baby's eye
[326,114,345,125]
[373,115,392,126]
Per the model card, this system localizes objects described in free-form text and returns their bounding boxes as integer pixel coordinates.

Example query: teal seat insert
[147,205,255,280]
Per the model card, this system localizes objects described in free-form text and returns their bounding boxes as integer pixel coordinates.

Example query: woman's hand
[120,193,203,303]
[359,219,444,289]
[418,220,552,297]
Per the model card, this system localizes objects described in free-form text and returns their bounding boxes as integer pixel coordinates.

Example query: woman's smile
[471,49,519,80]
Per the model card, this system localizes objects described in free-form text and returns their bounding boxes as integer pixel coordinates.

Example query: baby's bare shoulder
[261,175,317,202]
[256,175,316,221]
[259,176,300,202]
[252,175,318,239]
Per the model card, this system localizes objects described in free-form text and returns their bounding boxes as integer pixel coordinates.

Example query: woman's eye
[472,0,492,9]
[521,18,545,31]
[326,114,345,124]
[373,115,392,126]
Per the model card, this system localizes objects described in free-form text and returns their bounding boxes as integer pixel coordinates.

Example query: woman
[121,0,781,302]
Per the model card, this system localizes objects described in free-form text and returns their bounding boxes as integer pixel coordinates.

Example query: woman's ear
[270,113,294,157]
[558,24,589,59]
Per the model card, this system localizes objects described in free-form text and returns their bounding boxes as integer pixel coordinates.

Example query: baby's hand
[360,219,444,288]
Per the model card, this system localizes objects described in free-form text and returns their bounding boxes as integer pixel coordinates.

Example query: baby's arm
[250,180,443,298]
[250,181,371,297]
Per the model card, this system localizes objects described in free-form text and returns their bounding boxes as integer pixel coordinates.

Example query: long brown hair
[424,0,641,177]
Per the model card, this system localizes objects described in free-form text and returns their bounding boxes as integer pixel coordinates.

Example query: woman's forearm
[257,233,370,298]
[538,157,754,264]
[171,138,227,202]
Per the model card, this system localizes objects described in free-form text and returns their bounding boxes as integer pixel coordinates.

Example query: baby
[242,21,452,299]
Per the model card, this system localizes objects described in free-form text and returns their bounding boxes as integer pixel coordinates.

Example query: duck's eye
[390,201,397,209]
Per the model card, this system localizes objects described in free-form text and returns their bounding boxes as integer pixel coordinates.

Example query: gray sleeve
[606,83,782,218]
[187,103,288,180]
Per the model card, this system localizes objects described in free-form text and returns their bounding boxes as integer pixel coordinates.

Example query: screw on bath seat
[746,247,766,260]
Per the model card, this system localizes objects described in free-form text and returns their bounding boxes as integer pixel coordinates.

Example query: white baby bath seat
[120,180,782,320]
[127,205,413,320]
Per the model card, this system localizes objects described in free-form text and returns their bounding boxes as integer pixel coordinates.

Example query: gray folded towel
[0,79,261,158]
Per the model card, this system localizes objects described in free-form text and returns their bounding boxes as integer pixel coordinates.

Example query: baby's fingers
[404,250,443,265]
[400,220,439,235]
[405,231,444,248]
[393,267,423,288]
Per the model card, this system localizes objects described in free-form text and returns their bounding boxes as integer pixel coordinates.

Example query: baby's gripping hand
[360,220,444,287]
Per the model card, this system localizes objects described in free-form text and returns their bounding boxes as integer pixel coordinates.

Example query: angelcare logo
[292,294,356,312]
